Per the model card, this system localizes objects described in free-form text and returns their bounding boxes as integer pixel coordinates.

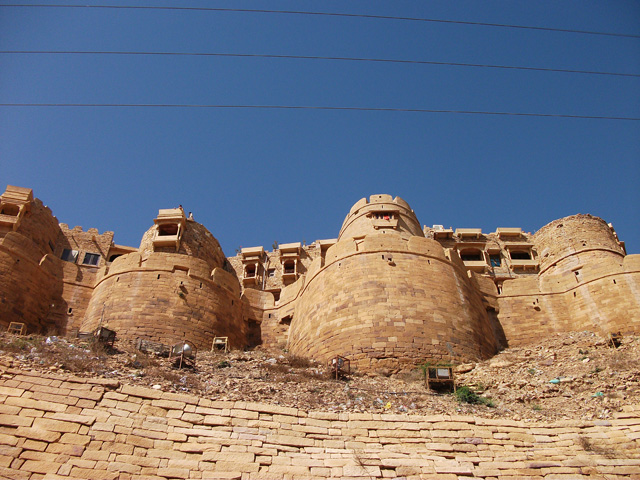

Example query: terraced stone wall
[0,368,639,479]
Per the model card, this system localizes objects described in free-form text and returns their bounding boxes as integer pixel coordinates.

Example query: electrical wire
[2,4,639,39]
[1,103,638,121]
[3,50,638,78]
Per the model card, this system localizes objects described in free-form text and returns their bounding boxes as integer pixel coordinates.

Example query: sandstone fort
[1,185,639,371]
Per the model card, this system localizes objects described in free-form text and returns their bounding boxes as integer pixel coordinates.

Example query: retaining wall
[1,368,639,479]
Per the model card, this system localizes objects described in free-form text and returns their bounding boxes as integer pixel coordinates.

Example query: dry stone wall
[1,367,639,479]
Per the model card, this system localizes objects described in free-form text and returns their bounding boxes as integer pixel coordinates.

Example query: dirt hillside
[1,330,637,422]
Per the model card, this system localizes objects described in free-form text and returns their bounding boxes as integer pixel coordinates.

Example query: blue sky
[1,1,639,254]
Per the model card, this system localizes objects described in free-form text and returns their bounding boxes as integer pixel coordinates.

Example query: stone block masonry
[0,367,639,479]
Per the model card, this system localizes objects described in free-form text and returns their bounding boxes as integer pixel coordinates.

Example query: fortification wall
[0,198,63,334]
[535,214,625,275]
[139,219,226,271]
[288,235,497,371]
[0,234,62,334]
[2,198,61,255]
[81,252,246,350]
[498,259,640,346]
[54,262,98,336]
[1,368,639,480]
[50,225,115,336]
[497,215,640,346]
[2,185,639,363]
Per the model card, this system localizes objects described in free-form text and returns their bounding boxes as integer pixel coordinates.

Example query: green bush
[454,386,494,407]
[455,386,479,403]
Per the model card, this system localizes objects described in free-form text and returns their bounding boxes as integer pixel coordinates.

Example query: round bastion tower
[287,194,498,372]
[82,208,246,350]
[534,214,638,335]
[0,186,63,334]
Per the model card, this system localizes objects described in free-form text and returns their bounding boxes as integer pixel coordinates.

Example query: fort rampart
[1,186,639,372]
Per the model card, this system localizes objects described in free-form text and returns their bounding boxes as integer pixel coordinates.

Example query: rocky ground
[1,330,638,423]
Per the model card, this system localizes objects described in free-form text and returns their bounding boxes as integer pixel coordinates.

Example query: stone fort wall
[80,216,247,351]
[0,367,639,479]
[497,215,640,346]
[0,189,63,335]
[1,186,639,373]
[51,224,115,336]
[288,235,498,371]
[81,252,246,351]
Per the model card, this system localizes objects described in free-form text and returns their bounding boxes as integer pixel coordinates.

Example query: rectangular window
[158,224,179,236]
[510,251,532,260]
[267,268,276,277]
[82,253,101,266]
[61,249,78,263]
[489,254,501,267]
[460,251,483,262]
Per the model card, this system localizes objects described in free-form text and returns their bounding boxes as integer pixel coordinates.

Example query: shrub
[454,386,494,407]
[455,386,480,404]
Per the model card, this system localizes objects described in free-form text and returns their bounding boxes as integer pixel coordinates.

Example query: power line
[2,4,639,39]
[1,103,638,121]
[3,50,638,79]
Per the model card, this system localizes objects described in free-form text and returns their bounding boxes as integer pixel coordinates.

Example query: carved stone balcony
[510,259,539,270]
[153,208,186,251]
[496,227,522,238]
[462,260,488,273]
